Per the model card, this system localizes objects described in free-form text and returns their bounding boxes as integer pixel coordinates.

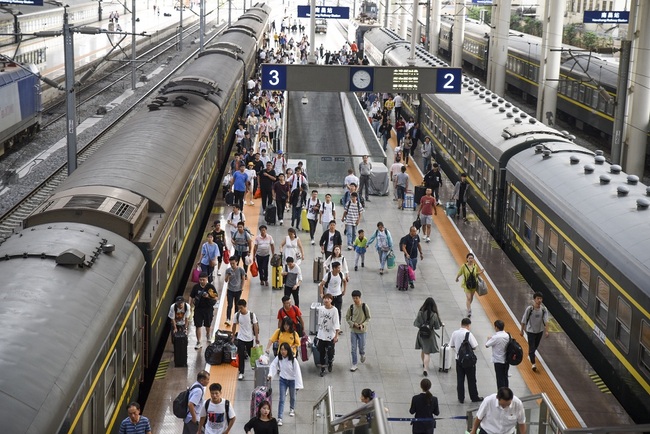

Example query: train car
[0,223,146,434]
[364,26,650,422]
[505,145,650,422]
[0,61,41,157]
[24,3,270,374]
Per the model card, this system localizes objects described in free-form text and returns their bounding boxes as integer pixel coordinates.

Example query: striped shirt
[343,200,363,224]
[118,416,151,434]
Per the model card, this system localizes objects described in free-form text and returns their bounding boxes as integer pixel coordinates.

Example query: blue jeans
[278,377,296,419]
[350,332,366,365]
[345,224,356,247]
[377,250,389,269]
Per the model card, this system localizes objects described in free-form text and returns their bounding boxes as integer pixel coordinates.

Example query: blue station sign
[0,0,44,5]
[583,10,629,24]
[297,5,350,19]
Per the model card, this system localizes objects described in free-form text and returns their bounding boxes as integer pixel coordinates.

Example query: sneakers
[379,269,383,275]
[195,342,203,350]
[423,370,428,377]
[217,270,222,276]
[225,319,231,326]
[328,363,333,372]
[354,266,358,271]
[409,282,415,289]
[360,354,366,363]
[279,220,283,225]
[362,263,365,267]
[238,373,244,380]
[338,330,343,335]
[249,201,255,206]
[289,409,295,417]
[277,419,283,426]
[347,246,353,250]
[350,365,358,372]
[311,239,315,245]
[467,310,472,318]
[532,364,537,372]
[320,368,325,377]
[471,397,484,402]
[425,237,430,243]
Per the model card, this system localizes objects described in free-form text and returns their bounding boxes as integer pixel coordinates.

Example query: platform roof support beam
[536,0,564,127]
[428,0,441,56]
[451,0,465,68]
[487,0,511,95]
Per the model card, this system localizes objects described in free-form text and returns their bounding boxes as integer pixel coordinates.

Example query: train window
[463,143,469,171]
[578,84,586,104]
[475,159,483,191]
[562,243,573,285]
[153,262,159,309]
[565,80,573,98]
[167,237,172,279]
[615,298,631,352]
[515,195,522,230]
[121,329,128,387]
[486,169,493,201]
[534,218,545,254]
[81,396,95,434]
[548,230,558,268]
[104,351,117,427]
[523,206,533,241]
[441,122,448,140]
[641,321,650,374]
[596,277,610,326]
[578,259,590,304]
[173,221,179,261]
[508,189,516,225]
[469,150,476,178]
[132,306,138,361]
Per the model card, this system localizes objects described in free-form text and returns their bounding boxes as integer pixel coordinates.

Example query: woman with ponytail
[409,378,439,434]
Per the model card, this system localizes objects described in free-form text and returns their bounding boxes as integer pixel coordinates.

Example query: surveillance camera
[301,96,308,105]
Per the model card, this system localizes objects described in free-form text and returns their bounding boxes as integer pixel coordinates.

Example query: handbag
[477,277,488,296]
[222,248,230,264]
[191,265,201,283]
[254,187,261,199]
[250,261,259,277]
[413,216,422,232]
[386,251,396,269]
[407,265,416,281]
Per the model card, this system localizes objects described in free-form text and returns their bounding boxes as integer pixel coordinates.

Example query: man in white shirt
[305,190,321,244]
[316,294,340,377]
[470,387,526,434]
[231,299,260,380]
[344,168,360,193]
[319,194,336,233]
[390,157,405,201]
[449,318,482,404]
[485,319,510,390]
[245,162,257,206]
[183,370,210,434]
[319,262,347,326]
[200,383,236,434]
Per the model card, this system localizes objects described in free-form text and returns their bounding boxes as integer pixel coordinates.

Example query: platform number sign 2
[261,65,287,91]
[435,68,462,94]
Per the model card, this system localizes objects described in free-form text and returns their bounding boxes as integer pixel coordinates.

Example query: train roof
[507,146,650,295]
[560,55,619,88]
[0,223,145,434]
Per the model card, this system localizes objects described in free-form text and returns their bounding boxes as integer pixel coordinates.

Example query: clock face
[352,70,372,89]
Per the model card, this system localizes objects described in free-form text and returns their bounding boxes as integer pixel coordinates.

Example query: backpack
[349,303,369,321]
[235,311,259,335]
[323,272,333,289]
[457,332,477,369]
[203,399,231,425]
[418,311,433,339]
[525,306,547,326]
[465,265,478,290]
[279,306,304,335]
[172,384,202,418]
[506,333,524,365]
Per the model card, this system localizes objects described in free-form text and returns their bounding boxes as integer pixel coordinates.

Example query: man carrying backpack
[449,318,483,404]
[486,319,510,390]
[346,290,371,372]
[519,292,549,372]
[182,370,211,434]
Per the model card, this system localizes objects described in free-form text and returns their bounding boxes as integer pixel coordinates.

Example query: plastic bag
[386,251,396,269]
[254,187,262,199]
[250,344,265,368]
[191,265,201,283]
[407,265,416,281]
[250,261,259,277]
[223,248,230,264]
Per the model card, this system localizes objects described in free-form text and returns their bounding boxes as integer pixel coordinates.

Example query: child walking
[353,229,368,271]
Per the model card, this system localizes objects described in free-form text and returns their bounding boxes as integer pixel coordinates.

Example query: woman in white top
[253,225,275,286]
[280,227,304,266]
[267,342,303,425]
[323,245,349,282]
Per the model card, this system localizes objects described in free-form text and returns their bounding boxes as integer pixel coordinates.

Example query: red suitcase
[300,335,310,362]
[396,264,409,291]
[250,382,272,418]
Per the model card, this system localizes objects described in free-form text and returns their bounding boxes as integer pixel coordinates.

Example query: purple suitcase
[250,383,272,418]
[396,264,409,291]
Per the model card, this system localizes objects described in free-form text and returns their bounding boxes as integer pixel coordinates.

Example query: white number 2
[443,73,455,89]
[268,69,280,86]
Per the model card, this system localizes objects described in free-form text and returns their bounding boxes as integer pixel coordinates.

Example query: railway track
[0,26,224,244]
[42,22,202,129]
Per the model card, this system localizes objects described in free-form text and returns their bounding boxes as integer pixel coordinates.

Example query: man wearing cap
[245,162,257,206]
[190,273,219,349]
[169,296,190,337]
[273,149,286,176]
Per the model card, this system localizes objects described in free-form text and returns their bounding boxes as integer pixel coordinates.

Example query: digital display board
[297,5,350,19]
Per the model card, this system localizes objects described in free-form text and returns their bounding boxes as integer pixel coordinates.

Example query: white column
[487,0,511,95]
[536,0,565,126]
[451,0,464,68]
[429,0,441,55]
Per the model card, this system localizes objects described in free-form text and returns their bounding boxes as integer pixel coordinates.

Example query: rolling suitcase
[311,337,321,367]
[255,360,271,388]
[313,256,323,283]
[271,265,283,290]
[396,264,409,291]
[309,302,321,335]
[173,330,188,367]
[300,208,310,232]
[250,382,272,418]
[414,186,426,207]
[404,193,415,210]
[225,191,235,206]
[438,325,452,373]
[300,335,310,362]
[445,201,457,217]
[265,205,277,225]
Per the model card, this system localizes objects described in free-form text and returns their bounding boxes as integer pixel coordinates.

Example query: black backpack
[457,332,477,368]
[203,399,231,425]
[172,384,202,418]
[465,265,478,290]
[506,333,524,365]
[418,311,433,339]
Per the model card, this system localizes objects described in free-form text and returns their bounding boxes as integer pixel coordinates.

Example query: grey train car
[0,223,145,434]
[24,2,270,381]
[364,26,650,423]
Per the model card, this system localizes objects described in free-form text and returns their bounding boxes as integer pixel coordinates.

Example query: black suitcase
[225,191,235,206]
[313,256,323,283]
[414,186,426,208]
[173,330,188,367]
[265,205,277,225]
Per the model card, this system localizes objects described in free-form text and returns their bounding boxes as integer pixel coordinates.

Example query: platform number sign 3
[435,68,462,94]
[261,65,287,91]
